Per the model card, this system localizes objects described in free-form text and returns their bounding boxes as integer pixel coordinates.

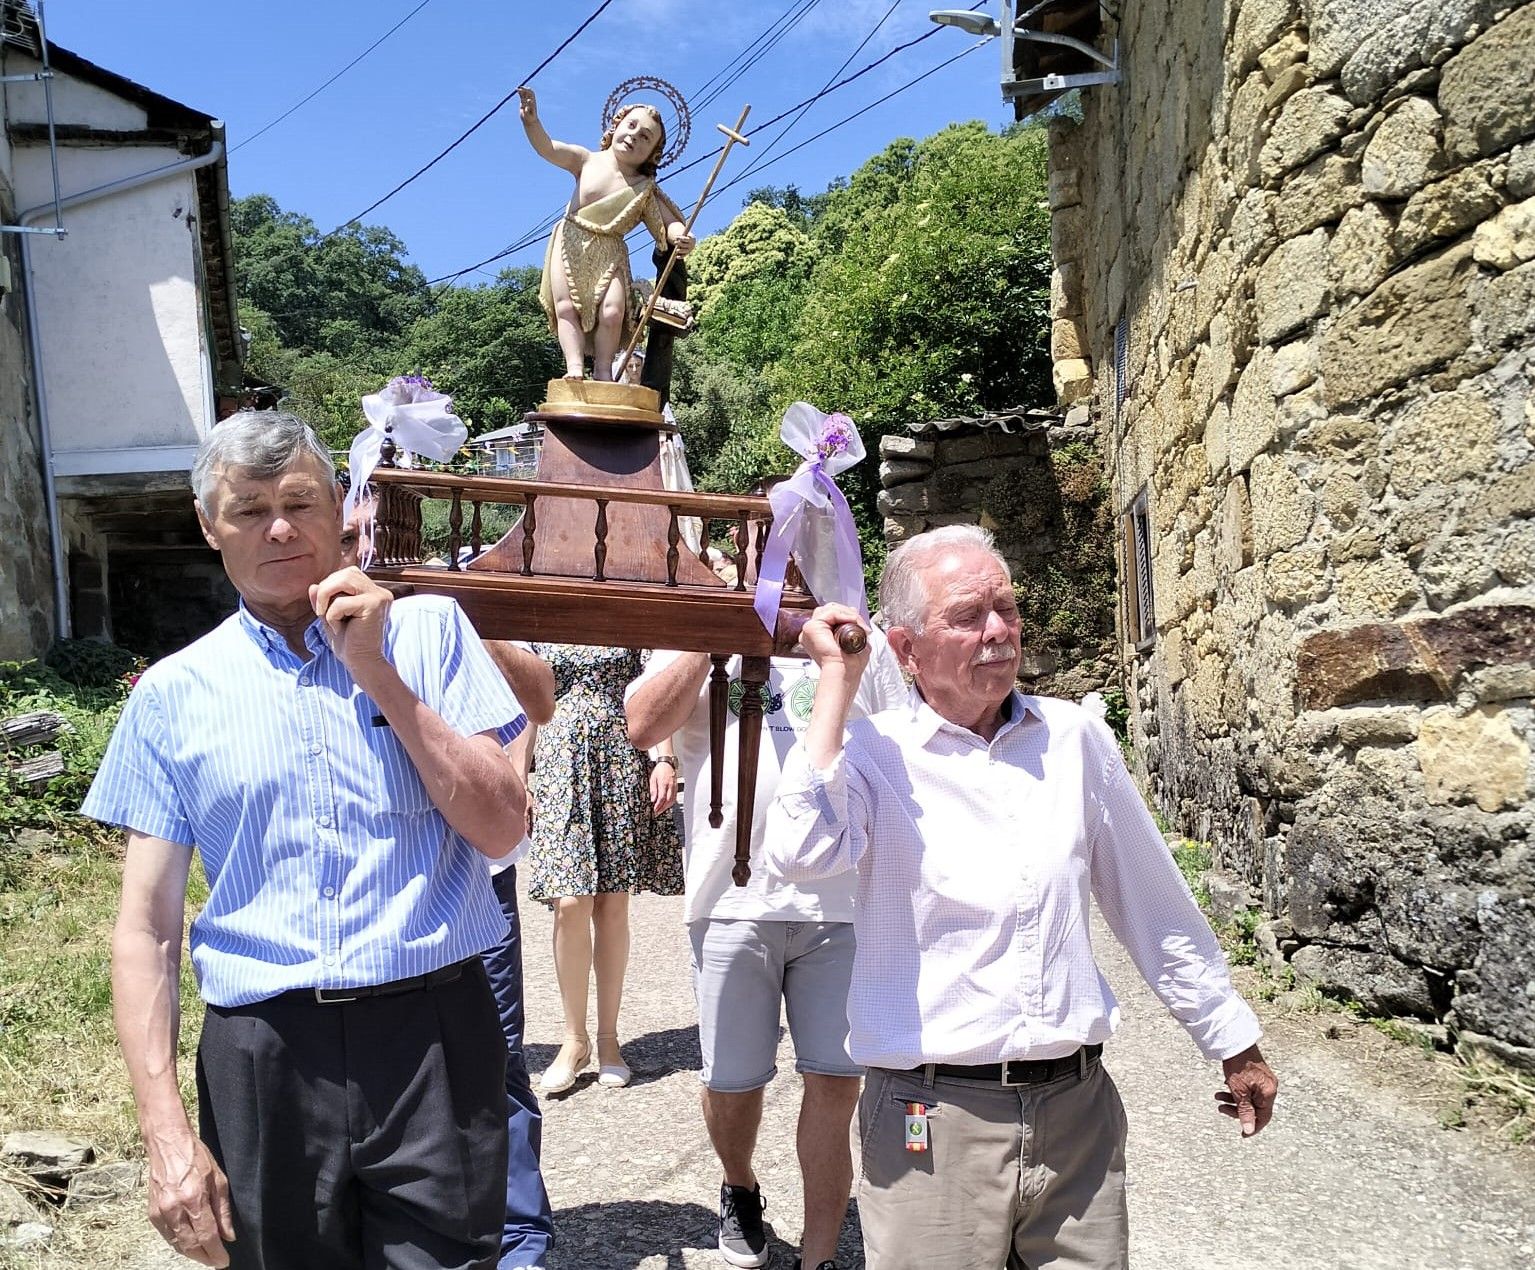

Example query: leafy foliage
[0,652,139,832]
[1003,440,1115,662]
[232,194,427,356]
[233,197,560,454]
[672,121,1056,586]
[399,269,562,437]
[686,201,816,320]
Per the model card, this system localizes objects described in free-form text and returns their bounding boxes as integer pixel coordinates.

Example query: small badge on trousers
[904,1102,930,1152]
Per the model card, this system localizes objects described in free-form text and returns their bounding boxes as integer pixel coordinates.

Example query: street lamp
[927,9,999,36]
[929,2,1120,105]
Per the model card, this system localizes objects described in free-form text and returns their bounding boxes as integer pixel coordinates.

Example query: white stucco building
[1,0,240,655]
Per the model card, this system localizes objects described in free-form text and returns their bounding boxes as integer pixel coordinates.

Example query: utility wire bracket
[1003,34,1119,99]
[0,0,66,237]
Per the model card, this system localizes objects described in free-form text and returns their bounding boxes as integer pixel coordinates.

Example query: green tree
[279,350,393,453]
[399,268,561,436]
[738,181,838,230]
[782,123,1052,431]
[669,340,780,483]
[686,200,816,319]
[679,122,1055,583]
[232,194,427,358]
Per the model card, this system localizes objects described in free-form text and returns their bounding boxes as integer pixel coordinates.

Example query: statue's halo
[601,75,691,169]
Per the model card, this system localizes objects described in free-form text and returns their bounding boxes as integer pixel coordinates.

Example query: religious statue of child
[518,85,695,381]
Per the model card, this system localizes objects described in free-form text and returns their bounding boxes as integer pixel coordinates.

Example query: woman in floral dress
[528,644,684,1092]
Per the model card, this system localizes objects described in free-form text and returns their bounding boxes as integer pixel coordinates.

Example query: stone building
[878,405,1118,701]
[1038,0,1534,1064]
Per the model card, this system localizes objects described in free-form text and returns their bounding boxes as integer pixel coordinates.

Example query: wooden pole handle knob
[836,624,868,655]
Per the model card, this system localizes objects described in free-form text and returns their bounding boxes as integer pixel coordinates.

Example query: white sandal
[596,1033,632,1088]
[539,1038,591,1094]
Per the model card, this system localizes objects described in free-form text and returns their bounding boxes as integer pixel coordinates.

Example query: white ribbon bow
[344,378,466,568]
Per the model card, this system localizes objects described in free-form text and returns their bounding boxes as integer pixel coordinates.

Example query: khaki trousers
[857,1059,1129,1270]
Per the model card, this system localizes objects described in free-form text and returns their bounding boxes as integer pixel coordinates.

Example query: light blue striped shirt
[82,595,525,1008]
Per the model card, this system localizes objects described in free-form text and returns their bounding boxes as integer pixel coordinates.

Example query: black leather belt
[282,958,471,1005]
[915,1043,1103,1086]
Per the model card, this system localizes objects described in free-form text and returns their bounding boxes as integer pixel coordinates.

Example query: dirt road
[519,880,1535,1270]
[69,874,1535,1270]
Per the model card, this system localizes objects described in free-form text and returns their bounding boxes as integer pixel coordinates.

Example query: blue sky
[44,0,1011,284]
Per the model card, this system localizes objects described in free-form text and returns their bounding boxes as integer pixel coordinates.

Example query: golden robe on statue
[540,180,681,347]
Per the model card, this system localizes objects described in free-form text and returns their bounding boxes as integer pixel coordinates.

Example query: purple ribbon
[753,458,868,639]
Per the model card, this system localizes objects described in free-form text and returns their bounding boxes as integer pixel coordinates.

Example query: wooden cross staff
[615,104,751,382]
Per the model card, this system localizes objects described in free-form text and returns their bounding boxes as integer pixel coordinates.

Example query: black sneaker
[717,1181,768,1267]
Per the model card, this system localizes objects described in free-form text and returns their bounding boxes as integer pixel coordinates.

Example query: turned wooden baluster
[379,484,399,565]
[708,654,729,830]
[666,508,681,587]
[373,486,391,565]
[447,491,463,572]
[521,495,537,576]
[733,513,749,592]
[732,655,770,886]
[754,517,768,584]
[470,500,483,557]
[593,498,610,582]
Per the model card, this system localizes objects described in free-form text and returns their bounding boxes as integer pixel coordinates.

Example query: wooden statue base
[537,377,663,426]
[468,380,718,587]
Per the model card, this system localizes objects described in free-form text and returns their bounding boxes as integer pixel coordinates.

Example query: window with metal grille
[1123,489,1155,650]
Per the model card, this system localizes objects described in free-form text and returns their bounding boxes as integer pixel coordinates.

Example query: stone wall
[0,183,54,662]
[107,547,236,660]
[878,407,1118,699]
[1052,0,1535,1062]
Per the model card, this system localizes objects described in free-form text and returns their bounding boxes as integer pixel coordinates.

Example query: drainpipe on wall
[17,126,226,639]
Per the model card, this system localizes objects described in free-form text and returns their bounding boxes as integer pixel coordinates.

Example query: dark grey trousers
[196,961,508,1270]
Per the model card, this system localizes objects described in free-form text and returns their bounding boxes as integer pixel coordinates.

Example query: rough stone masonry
[1049,0,1535,1068]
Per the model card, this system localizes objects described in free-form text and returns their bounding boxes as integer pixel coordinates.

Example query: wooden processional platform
[366,379,859,886]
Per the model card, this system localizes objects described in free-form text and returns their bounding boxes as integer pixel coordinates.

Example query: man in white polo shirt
[625,637,904,1270]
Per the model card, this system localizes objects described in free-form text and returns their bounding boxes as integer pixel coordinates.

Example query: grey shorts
[688,918,862,1092]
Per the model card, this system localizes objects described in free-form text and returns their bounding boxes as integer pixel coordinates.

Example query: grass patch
[1169,839,1212,906]
[1459,1055,1534,1145]
[0,648,138,836]
[0,830,205,1164]
[1368,1017,1438,1052]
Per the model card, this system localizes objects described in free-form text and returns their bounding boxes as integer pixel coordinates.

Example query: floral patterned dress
[527,644,684,902]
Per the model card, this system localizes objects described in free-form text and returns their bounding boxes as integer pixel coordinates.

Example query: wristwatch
[653,755,679,770]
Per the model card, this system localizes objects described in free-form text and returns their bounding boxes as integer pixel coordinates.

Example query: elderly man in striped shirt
[766,524,1277,1270]
[84,412,530,1270]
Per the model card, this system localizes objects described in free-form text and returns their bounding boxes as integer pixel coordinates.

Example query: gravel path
[78,876,1534,1270]
[519,878,1535,1270]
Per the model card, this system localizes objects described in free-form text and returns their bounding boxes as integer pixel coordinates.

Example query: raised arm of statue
[517,86,586,176]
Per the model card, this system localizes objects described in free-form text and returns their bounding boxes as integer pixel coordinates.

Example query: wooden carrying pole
[615,104,751,380]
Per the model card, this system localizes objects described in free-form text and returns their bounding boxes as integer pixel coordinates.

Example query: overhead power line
[426,4,985,289]
[727,0,900,189]
[232,0,435,154]
[689,0,807,104]
[704,39,989,204]
[324,0,620,236]
[694,0,825,116]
